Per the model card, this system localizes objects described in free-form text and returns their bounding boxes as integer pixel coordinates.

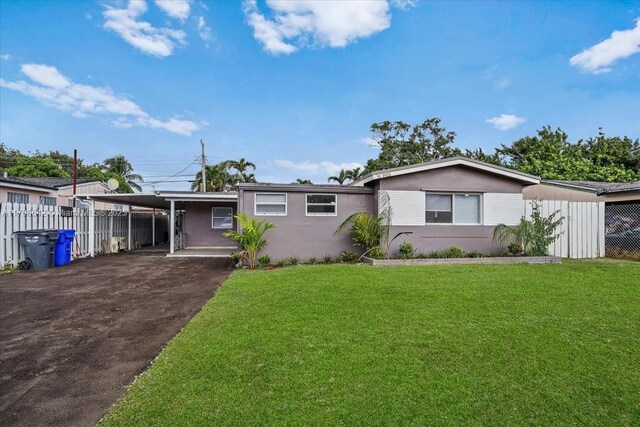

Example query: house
[0,176,125,210]
[81,157,542,259]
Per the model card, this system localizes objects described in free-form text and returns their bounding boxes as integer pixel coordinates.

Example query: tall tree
[364,118,460,172]
[294,178,313,184]
[102,155,144,192]
[228,158,257,183]
[345,167,365,181]
[6,157,70,178]
[191,161,236,192]
[328,169,350,185]
[497,126,639,182]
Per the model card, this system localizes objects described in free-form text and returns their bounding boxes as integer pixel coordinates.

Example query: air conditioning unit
[110,237,127,253]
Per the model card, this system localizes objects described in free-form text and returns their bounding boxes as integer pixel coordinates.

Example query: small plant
[467,250,484,258]
[1,263,17,273]
[426,249,449,259]
[448,246,465,258]
[323,254,333,264]
[368,246,385,259]
[275,259,287,268]
[288,257,299,266]
[416,252,430,259]
[224,213,275,269]
[507,243,522,256]
[493,200,563,256]
[258,254,271,268]
[339,250,359,263]
[398,241,415,259]
[307,257,317,265]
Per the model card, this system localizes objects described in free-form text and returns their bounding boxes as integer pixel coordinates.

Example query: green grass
[102,260,640,426]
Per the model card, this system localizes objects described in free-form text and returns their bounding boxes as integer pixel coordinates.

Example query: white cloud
[485,114,526,131]
[198,16,212,44]
[391,0,417,10]
[103,0,186,58]
[0,63,199,136]
[1,54,12,61]
[570,18,640,74]
[274,159,362,176]
[243,0,392,55]
[155,0,191,21]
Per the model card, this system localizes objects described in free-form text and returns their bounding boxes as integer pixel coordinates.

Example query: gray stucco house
[85,157,541,259]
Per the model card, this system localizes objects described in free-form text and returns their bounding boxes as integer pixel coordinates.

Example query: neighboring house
[524,180,640,204]
[82,157,542,258]
[0,176,125,210]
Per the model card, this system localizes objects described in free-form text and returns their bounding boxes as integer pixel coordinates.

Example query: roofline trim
[352,157,540,186]
[237,183,374,194]
[540,180,599,193]
[0,180,58,192]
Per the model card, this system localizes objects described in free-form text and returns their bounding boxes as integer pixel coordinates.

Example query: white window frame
[305,193,337,217]
[254,193,287,216]
[7,192,29,204]
[212,207,234,229]
[425,192,483,225]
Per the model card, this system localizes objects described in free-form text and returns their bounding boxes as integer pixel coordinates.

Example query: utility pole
[200,139,206,192]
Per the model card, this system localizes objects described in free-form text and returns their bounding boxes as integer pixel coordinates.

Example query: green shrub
[426,249,449,259]
[467,250,484,258]
[288,257,299,266]
[416,252,430,259]
[398,241,415,259]
[449,246,465,258]
[339,251,359,263]
[224,213,275,269]
[275,259,287,268]
[507,243,522,256]
[307,257,317,265]
[493,200,563,256]
[368,246,385,259]
[258,254,271,268]
[323,254,334,264]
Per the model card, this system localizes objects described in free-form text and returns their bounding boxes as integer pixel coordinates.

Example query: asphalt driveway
[0,252,231,426]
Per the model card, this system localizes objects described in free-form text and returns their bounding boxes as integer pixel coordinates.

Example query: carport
[80,191,238,257]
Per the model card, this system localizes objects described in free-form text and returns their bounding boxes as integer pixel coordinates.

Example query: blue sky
[1,0,639,190]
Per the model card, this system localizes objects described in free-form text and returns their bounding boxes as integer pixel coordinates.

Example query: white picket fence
[525,200,605,259]
[0,202,168,267]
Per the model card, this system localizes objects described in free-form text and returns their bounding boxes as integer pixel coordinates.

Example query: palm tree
[346,167,364,181]
[327,169,350,185]
[228,158,256,183]
[295,178,313,184]
[102,155,143,192]
[191,162,235,192]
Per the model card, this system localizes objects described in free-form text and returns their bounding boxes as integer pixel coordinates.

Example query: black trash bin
[15,230,60,270]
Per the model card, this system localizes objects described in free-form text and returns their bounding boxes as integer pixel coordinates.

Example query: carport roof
[79,191,238,210]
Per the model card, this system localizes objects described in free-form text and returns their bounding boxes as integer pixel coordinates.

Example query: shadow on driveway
[0,252,231,426]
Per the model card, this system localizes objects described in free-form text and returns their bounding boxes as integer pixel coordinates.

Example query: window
[39,196,57,206]
[426,193,481,224]
[7,192,29,204]
[454,194,481,224]
[306,194,337,216]
[426,194,452,223]
[255,193,287,216]
[212,207,234,229]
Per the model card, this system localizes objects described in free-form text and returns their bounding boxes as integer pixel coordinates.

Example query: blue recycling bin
[54,229,76,267]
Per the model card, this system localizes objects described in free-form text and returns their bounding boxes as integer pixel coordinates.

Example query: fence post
[127,208,132,251]
[88,199,95,257]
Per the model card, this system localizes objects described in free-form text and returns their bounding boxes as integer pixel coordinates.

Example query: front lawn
[102,260,640,425]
